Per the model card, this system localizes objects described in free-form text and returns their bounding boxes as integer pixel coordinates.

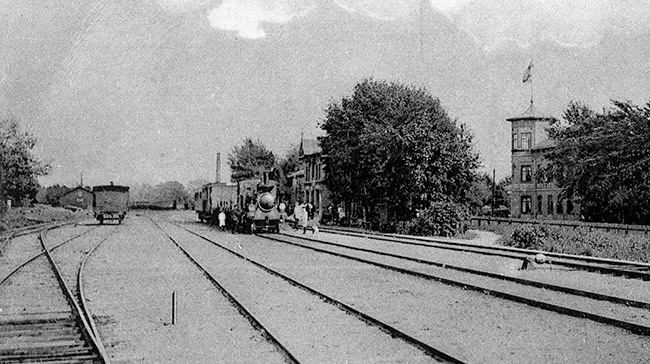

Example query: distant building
[58,186,94,210]
[287,169,304,207]
[508,103,579,219]
[289,138,331,221]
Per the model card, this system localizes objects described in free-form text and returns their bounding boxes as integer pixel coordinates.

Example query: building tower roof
[506,101,556,122]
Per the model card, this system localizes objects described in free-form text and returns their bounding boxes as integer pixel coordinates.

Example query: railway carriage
[93,184,130,224]
[194,182,237,223]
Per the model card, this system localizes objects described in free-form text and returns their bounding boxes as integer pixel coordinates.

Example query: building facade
[297,138,330,221]
[508,104,579,219]
[58,186,94,209]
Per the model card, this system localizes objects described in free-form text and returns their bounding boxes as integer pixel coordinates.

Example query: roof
[299,139,321,156]
[60,186,93,196]
[93,185,130,193]
[506,102,556,122]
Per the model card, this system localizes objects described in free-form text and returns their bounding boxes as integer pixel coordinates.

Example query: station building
[508,103,580,219]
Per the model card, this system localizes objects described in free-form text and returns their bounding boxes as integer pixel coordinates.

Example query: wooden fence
[470,216,650,235]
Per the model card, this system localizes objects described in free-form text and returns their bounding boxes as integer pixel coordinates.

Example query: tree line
[3,80,649,228]
[547,100,650,224]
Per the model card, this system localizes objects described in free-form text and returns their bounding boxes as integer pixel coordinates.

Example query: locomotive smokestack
[216,153,221,183]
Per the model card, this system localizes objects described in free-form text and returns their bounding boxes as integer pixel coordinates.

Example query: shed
[58,186,94,209]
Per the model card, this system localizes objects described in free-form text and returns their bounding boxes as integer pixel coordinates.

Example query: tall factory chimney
[215,152,221,183]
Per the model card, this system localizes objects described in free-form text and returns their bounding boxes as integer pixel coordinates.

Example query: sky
[1,0,650,187]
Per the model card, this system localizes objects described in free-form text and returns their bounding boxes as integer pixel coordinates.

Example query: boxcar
[194,182,237,223]
[93,184,130,224]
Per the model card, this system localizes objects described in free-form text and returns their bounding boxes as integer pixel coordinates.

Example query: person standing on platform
[218,210,226,231]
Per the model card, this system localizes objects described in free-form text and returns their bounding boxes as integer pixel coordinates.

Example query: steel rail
[276,232,650,310]
[149,218,301,364]
[0,227,97,287]
[259,233,650,337]
[39,231,111,364]
[77,230,114,353]
[169,220,467,364]
[320,227,650,280]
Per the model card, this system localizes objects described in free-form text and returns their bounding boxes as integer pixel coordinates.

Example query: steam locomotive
[194,172,282,233]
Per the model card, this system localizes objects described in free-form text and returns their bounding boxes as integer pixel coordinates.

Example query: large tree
[547,100,650,224]
[319,78,480,221]
[0,117,50,205]
[228,138,276,182]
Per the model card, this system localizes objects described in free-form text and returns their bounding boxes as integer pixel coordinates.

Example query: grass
[471,222,650,263]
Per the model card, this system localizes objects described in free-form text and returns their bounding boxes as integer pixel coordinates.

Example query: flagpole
[530,55,534,106]
[530,74,534,106]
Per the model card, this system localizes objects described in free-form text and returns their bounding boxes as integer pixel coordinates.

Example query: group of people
[211,200,321,234]
[288,201,318,234]
[215,207,242,233]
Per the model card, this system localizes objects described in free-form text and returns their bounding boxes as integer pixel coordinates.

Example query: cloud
[207,0,316,39]
[164,0,650,48]
[428,0,650,51]
[332,0,420,21]
[158,0,210,12]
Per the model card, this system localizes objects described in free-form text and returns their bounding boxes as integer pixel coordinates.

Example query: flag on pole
[522,61,533,83]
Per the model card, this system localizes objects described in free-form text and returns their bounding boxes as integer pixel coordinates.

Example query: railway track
[319,227,650,280]
[153,217,466,364]
[0,226,111,363]
[256,231,650,337]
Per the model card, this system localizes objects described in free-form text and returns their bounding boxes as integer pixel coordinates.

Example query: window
[567,200,574,214]
[521,196,532,214]
[557,198,564,214]
[512,133,519,149]
[537,195,543,214]
[547,195,554,214]
[521,132,531,149]
[521,165,532,183]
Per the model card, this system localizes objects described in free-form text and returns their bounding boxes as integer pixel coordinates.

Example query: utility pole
[0,166,5,214]
[491,168,496,216]
[216,152,221,183]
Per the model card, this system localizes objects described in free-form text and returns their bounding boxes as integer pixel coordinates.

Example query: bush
[501,224,650,262]
[396,201,469,237]
[506,224,549,249]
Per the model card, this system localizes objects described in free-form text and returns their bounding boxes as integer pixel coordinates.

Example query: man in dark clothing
[303,202,314,234]
[230,208,240,234]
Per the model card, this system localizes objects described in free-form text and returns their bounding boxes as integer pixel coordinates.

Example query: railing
[470,216,650,235]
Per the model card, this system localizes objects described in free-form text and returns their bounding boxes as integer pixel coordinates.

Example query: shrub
[507,224,549,249]
[396,201,469,237]
[500,224,650,262]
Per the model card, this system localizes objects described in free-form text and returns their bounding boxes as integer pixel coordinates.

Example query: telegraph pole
[0,166,5,214]
[491,169,496,216]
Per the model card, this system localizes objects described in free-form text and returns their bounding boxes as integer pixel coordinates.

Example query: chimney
[216,153,221,183]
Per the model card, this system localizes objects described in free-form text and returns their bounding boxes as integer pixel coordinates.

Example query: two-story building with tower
[508,103,579,219]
